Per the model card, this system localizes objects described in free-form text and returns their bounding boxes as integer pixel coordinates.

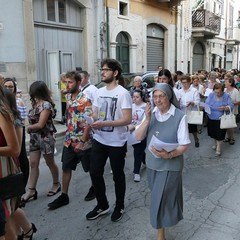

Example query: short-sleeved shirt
[132,102,146,125]
[28,101,56,134]
[64,91,92,147]
[93,85,132,147]
[16,98,27,119]
[28,101,56,153]
[224,87,240,115]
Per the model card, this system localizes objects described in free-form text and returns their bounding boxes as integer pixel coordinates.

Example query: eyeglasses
[153,94,167,100]
[100,68,113,73]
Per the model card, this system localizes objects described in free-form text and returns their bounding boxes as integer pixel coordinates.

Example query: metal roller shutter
[147,37,164,71]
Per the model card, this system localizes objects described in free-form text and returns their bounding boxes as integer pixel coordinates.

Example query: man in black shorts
[48,71,94,209]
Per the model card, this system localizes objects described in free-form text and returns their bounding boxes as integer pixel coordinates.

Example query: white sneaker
[134,174,140,182]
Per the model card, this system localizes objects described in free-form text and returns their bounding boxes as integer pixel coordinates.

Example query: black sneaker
[111,207,124,222]
[84,186,95,201]
[48,193,69,210]
[86,205,110,220]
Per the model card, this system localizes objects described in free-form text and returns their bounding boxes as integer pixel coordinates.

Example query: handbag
[220,108,237,129]
[0,157,25,200]
[187,106,203,125]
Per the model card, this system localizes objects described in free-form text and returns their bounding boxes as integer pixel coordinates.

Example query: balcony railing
[192,9,221,37]
[154,0,180,6]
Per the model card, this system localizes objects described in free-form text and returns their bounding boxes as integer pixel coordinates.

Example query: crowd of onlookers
[0,64,240,240]
[129,67,240,150]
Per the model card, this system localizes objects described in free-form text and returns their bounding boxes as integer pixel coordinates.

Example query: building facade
[103,0,180,74]
[1,0,240,119]
[190,0,240,73]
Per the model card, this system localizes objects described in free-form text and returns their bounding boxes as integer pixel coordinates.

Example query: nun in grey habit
[136,83,190,240]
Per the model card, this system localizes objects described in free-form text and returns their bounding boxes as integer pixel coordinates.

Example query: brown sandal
[229,139,235,145]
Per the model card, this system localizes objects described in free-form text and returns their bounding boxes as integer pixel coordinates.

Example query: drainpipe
[176,4,182,72]
[175,7,178,72]
[224,0,229,69]
[105,0,110,57]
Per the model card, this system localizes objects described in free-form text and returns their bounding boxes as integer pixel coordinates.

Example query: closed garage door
[147,24,164,71]
[147,37,164,71]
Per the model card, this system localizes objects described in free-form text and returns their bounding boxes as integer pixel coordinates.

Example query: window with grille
[119,1,128,17]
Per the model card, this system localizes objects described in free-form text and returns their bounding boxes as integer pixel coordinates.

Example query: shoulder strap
[82,83,91,92]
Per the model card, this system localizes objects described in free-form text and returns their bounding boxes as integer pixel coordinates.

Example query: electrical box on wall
[0,23,3,30]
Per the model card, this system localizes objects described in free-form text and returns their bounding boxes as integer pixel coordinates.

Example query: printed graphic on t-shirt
[98,96,117,132]
[132,109,145,125]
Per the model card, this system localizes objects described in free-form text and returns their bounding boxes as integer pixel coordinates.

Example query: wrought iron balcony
[192,9,221,39]
[154,0,180,6]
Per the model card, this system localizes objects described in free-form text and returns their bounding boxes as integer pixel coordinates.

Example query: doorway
[116,32,130,73]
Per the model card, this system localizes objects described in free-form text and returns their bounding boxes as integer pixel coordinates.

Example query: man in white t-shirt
[79,70,98,201]
[80,71,98,106]
[86,58,132,222]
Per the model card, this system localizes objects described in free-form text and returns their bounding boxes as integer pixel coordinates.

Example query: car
[140,71,158,90]
[95,73,139,89]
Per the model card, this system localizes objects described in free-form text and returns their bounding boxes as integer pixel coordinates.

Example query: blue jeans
[90,139,127,209]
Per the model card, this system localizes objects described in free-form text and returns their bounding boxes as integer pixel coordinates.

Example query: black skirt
[188,124,198,133]
[207,117,226,141]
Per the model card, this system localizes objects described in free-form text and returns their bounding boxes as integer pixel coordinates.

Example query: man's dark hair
[76,67,82,72]
[176,70,183,75]
[101,58,122,79]
[117,74,125,87]
[65,71,82,82]
[80,70,90,78]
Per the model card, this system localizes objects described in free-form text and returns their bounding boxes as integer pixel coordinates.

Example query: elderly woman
[223,77,240,145]
[205,71,220,96]
[205,83,234,156]
[191,75,205,98]
[136,83,190,240]
[129,76,149,102]
[179,75,200,147]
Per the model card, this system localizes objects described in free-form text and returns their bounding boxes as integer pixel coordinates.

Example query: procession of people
[0,60,240,240]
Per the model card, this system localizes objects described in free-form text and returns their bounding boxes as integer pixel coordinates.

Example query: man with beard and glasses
[48,71,93,209]
[86,58,132,222]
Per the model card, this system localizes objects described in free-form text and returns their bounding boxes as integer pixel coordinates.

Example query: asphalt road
[23,126,240,240]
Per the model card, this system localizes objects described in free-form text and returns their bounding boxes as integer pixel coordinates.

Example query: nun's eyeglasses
[153,94,167,100]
